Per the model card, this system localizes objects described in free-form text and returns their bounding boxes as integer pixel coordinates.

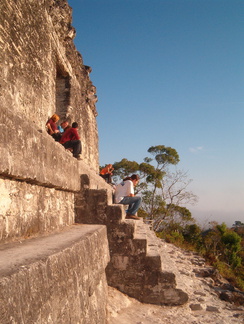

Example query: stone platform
[0,224,109,324]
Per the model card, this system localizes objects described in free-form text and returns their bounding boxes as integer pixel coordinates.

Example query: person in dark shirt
[60,122,82,159]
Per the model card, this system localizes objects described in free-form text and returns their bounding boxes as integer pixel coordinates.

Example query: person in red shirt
[60,122,82,159]
[46,114,60,141]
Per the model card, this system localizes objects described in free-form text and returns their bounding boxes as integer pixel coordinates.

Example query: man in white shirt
[114,174,142,220]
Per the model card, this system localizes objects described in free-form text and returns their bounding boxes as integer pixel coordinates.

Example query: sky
[68,0,244,227]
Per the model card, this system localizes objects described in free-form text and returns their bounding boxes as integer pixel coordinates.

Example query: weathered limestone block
[75,188,188,306]
[0,178,74,243]
[0,107,80,191]
[78,170,114,196]
[0,0,56,126]
[106,226,188,306]
[0,224,110,324]
[75,189,115,225]
[0,0,99,171]
[75,189,124,226]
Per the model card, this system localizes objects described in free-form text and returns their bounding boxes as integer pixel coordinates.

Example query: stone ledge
[0,178,75,243]
[0,224,110,324]
[0,107,81,192]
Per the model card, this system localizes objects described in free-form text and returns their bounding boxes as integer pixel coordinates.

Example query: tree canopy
[112,145,197,231]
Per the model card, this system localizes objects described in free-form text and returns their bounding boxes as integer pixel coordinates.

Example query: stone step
[75,189,126,225]
[106,204,127,223]
[138,222,182,275]
[0,224,110,324]
[74,186,189,306]
[155,236,182,274]
[134,221,161,254]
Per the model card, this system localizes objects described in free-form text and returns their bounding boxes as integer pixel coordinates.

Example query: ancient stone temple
[0,1,188,323]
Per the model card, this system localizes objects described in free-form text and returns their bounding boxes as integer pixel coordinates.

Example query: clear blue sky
[68,0,244,227]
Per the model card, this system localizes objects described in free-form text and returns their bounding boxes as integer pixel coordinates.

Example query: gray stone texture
[0,0,99,171]
[0,0,191,321]
[75,188,188,306]
[0,225,109,324]
[0,0,110,322]
[0,177,74,242]
[0,106,81,191]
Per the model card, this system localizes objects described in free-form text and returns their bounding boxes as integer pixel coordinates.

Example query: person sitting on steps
[46,114,60,141]
[114,174,142,220]
[55,120,70,141]
[59,122,82,160]
[58,120,70,134]
[100,164,114,183]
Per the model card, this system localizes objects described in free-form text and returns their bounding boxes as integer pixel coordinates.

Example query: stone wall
[0,1,190,321]
[0,225,110,324]
[0,0,99,170]
[0,0,101,242]
[0,105,82,242]
[0,1,112,322]
[0,178,74,242]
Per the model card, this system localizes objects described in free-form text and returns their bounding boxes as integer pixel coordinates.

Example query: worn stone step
[0,224,110,324]
[76,189,126,225]
[122,220,161,269]
[134,221,161,255]
[139,222,187,277]
[105,217,189,305]
[106,204,127,223]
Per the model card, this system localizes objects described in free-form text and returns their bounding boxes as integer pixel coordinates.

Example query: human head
[51,114,59,122]
[123,174,140,185]
[130,174,140,185]
[61,121,69,129]
[72,122,78,128]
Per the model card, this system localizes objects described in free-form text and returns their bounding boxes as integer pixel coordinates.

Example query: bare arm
[46,122,54,134]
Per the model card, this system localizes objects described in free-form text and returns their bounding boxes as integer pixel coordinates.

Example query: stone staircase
[75,187,188,306]
[0,173,188,324]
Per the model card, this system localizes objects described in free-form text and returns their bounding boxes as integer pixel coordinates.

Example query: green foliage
[214,261,244,290]
[216,223,227,235]
[156,230,184,245]
[167,231,185,244]
[113,158,140,183]
[112,145,197,230]
[140,190,165,219]
[221,231,242,268]
[183,224,203,248]
[232,220,244,227]
[147,145,180,167]
[202,223,242,269]
[107,147,244,290]
[221,231,242,250]
[153,204,194,233]
[156,221,244,291]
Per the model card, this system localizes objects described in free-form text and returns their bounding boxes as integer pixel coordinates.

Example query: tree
[113,158,139,179]
[113,145,198,231]
[232,221,244,229]
[201,223,242,269]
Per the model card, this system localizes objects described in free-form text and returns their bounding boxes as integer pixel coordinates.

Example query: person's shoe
[126,214,140,220]
[74,154,82,160]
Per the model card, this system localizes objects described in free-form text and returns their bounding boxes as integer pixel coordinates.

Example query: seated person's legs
[100,174,111,183]
[119,196,142,215]
[63,140,81,158]
[72,140,82,157]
